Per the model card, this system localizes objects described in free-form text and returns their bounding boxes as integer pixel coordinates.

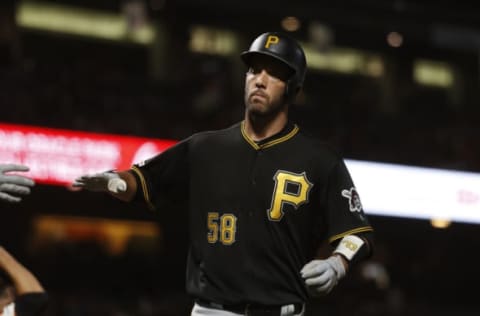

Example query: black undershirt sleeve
[15,293,49,316]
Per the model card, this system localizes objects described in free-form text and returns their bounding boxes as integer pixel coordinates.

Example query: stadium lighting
[413,59,454,88]
[16,1,155,44]
[188,24,384,77]
[346,159,480,225]
[0,123,176,185]
[32,215,160,255]
[430,218,452,229]
[189,26,238,56]
[386,31,403,48]
[281,17,301,32]
[303,45,384,77]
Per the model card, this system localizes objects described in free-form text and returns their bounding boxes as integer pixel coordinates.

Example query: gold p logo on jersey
[265,35,279,48]
[267,170,313,221]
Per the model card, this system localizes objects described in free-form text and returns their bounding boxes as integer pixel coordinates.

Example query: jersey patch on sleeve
[341,187,363,213]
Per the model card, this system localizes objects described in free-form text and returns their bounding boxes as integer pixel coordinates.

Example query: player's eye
[248,64,290,82]
[248,66,262,75]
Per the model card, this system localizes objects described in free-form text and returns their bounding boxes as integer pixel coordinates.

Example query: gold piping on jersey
[241,121,299,150]
[328,226,374,243]
[131,166,155,210]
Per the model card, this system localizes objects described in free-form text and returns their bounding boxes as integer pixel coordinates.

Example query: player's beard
[244,90,287,120]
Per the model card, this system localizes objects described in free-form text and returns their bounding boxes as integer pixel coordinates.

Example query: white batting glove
[0,164,35,203]
[301,256,346,296]
[73,172,127,193]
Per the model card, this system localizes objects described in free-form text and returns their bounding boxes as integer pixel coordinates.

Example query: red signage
[0,123,177,185]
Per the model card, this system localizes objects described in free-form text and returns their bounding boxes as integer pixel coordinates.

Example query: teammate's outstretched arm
[0,246,49,316]
[0,164,35,203]
[0,247,44,295]
[72,171,138,202]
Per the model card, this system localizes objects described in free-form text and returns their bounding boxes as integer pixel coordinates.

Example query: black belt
[196,299,303,315]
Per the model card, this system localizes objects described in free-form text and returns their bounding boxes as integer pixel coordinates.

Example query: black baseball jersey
[131,121,373,305]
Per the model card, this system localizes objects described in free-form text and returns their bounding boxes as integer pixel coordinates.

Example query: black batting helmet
[241,32,307,99]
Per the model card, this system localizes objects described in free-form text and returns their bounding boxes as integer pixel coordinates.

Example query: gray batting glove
[0,164,35,203]
[73,172,127,193]
[301,256,346,296]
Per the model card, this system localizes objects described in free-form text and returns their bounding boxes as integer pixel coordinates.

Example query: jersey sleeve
[325,158,373,244]
[130,137,190,211]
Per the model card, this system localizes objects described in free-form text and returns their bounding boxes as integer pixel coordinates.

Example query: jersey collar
[241,121,299,150]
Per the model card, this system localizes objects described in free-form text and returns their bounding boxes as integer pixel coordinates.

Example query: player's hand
[300,255,346,296]
[0,164,35,203]
[73,172,127,193]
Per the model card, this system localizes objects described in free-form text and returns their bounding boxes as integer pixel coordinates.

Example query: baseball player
[74,32,374,316]
[0,247,48,316]
[0,166,47,316]
[0,164,35,203]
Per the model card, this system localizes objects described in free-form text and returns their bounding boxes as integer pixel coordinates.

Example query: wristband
[333,235,364,261]
[107,177,127,193]
[3,302,14,316]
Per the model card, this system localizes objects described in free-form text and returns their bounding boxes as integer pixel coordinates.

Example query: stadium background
[1,0,480,315]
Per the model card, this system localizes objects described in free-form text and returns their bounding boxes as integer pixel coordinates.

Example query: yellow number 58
[207,212,237,245]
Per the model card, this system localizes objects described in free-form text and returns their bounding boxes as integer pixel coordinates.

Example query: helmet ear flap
[285,80,300,103]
